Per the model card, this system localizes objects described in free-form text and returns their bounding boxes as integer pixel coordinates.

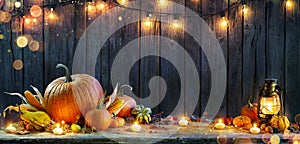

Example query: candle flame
[218,119,223,123]
[253,123,257,127]
[133,121,139,125]
[56,123,60,128]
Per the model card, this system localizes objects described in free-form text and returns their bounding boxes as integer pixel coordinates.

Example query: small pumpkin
[116,85,137,118]
[85,99,112,130]
[110,115,125,128]
[233,116,251,128]
[241,96,260,122]
[44,64,104,123]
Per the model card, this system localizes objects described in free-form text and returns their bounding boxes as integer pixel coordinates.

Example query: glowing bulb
[221,17,228,28]
[158,0,168,7]
[242,5,248,15]
[32,18,37,23]
[172,19,179,28]
[286,0,293,9]
[96,1,106,10]
[144,19,152,27]
[14,1,21,8]
[16,36,28,48]
[49,8,56,20]
[24,17,31,25]
[118,0,127,5]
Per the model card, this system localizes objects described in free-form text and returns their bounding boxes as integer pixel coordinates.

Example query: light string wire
[9,0,244,20]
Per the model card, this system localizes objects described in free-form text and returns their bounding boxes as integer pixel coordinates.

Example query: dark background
[0,0,299,126]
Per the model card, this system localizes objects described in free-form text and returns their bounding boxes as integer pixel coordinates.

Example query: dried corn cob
[107,99,125,115]
[24,90,44,111]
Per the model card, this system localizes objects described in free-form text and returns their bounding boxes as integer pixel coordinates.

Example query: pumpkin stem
[247,95,253,108]
[118,85,133,96]
[56,64,72,82]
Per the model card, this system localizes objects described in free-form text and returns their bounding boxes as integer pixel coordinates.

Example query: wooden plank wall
[0,0,300,126]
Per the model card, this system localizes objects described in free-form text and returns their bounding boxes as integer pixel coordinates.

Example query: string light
[87,0,96,14]
[143,12,153,28]
[96,1,107,11]
[171,14,180,29]
[285,0,293,10]
[118,0,127,5]
[158,0,168,8]
[48,7,58,21]
[242,4,248,16]
[220,12,228,28]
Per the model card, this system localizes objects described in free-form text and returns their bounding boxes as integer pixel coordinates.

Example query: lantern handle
[275,85,284,116]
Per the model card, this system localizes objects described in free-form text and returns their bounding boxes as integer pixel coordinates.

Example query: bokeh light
[262,133,271,144]
[217,135,228,144]
[293,134,300,144]
[270,135,280,144]
[11,21,22,32]
[0,34,4,39]
[14,1,21,8]
[30,5,42,17]
[24,34,33,44]
[29,40,39,51]
[13,60,23,70]
[16,36,28,48]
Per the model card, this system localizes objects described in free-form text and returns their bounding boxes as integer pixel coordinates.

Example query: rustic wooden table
[0,124,298,144]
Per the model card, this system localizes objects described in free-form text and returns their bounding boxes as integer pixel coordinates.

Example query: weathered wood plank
[285,0,300,120]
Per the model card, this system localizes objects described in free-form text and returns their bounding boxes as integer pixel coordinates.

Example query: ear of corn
[24,90,44,111]
[107,99,125,115]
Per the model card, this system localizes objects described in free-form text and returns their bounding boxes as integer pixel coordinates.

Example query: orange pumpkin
[85,108,112,130]
[44,64,104,123]
[233,116,251,128]
[110,116,125,128]
[241,97,259,122]
[116,85,136,118]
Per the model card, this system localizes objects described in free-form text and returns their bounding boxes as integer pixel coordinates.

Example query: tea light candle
[53,124,64,135]
[214,119,225,130]
[178,117,188,126]
[130,122,141,132]
[250,123,260,134]
[5,124,16,133]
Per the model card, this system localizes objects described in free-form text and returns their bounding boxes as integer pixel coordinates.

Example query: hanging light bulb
[158,0,168,8]
[285,0,293,10]
[143,12,153,28]
[171,14,180,29]
[242,4,248,15]
[96,1,107,11]
[48,7,57,20]
[118,0,127,5]
[86,0,96,14]
[220,12,228,28]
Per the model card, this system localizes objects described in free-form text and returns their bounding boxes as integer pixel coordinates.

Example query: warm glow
[30,5,42,17]
[143,18,152,28]
[242,5,248,15]
[172,19,180,29]
[56,123,60,128]
[158,0,168,7]
[118,0,127,5]
[96,1,106,11]
[253,123,257,127]
[32,18,37,23]
[218,119,223,123]
[16,36,28,48]
[8,124,13,127]
[48,8,57,21]
[286,0,293,9]
[260,96,281,115]
[24,17,31,25]
[221,17,228,28]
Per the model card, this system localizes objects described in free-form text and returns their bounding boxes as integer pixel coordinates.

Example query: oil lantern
[258,78,282,120]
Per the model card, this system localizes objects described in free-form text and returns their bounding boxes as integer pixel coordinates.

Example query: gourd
[85,97,112,130]
[110,115,125,128]
[116,85,137,117]
[233,116,251,128]
[241,96,259,122]
[44,63,104,123]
